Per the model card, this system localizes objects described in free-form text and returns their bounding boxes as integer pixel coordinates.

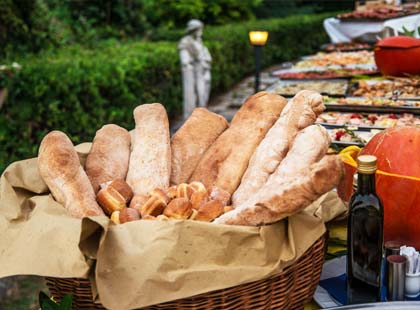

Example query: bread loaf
[268,124,330,181]
[189,92,287,194]
[38,131,104,218]
[126,103,171,196]
[214,155,344,226]
[171,108,228,185]
[85,124,131,193]
[232,90,325,207]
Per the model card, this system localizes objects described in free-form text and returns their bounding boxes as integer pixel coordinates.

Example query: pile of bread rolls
[38,90,344,226]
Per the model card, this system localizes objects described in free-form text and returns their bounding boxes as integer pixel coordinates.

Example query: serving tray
[266,79,349,97]
[325,103,420,114]
[317,122,387,131]
[350,78,420,100]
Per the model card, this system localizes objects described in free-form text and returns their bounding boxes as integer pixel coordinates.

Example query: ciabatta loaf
[190,92,287,194]
[268,124,330,181]
[126,103,171,196]
[38,131,104,218]
[171,108,228,185]
[215,155,344,226]
[232,90,325,206]
[85,124,131,193]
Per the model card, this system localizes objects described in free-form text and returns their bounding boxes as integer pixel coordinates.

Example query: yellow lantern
[248,31,269,46]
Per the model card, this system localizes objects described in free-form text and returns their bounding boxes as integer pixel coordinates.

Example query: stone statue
[178,19,212,119]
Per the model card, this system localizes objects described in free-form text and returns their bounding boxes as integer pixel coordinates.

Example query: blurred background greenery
[1,0,353,57]
[0,0,353,172]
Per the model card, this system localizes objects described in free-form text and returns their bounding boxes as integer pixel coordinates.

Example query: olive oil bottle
[347,155,384,304]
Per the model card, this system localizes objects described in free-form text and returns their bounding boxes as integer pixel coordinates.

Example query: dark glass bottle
[347,155,384,304]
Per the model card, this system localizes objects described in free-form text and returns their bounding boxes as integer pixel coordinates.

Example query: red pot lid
[376,36,420,49]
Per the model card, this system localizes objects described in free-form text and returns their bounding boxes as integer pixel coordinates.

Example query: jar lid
[376,36,420,49]
[357,155,377,174]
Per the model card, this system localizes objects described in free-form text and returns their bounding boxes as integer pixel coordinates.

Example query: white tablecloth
[324,14,420,43]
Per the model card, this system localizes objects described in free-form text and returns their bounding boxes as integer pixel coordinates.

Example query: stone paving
[207,64,284,121]
[171,64,285,132]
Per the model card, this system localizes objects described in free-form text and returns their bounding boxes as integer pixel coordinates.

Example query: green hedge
[0,13,331,173]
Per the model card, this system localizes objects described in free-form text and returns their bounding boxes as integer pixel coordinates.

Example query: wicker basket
[46,234,326,310]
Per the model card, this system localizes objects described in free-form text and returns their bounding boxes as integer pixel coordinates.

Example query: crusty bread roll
[171,108,228,185]
[85,124,131,193]
[268,124,330,182]
[189,92,287,194]
[38,131,104,218]
[215,155,344,226]
[232,90,325,207]
[126,103,171,196]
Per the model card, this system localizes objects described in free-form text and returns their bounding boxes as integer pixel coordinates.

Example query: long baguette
[38,131,104,218]
[126,103,171,196]
[171,108,228,185]
[232,90,325,207]
[189,92,287,194]
[214,155,344,226]
[85,124,131,193]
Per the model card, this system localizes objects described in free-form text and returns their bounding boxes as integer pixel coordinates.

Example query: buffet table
[324,14,420,43]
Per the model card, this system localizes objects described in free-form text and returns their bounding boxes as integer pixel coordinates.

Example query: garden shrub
[0,13,331,172]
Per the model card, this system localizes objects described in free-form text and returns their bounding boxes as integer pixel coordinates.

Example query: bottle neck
[357,171,376,195]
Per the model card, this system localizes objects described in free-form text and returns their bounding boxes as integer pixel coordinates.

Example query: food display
[37,91,343,227]
[296,51,375,68]
[337,5,420,21]
[351,78,420,98]
[317,112,420,128]
[321,42,372,53]
[273,51,378,79]
[325,96,420,107]
[274,69,378,80]
[328,128,380,145]
[269,80,348,97]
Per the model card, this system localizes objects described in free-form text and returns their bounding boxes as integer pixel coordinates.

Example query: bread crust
[85,124,131,193]
[232,90,325,207]
[171,108,228,185]
[215,156,344,226]
[268,124,331,182]
[126,103,171,196]
[189,92,287,194]
[38,131,104,218]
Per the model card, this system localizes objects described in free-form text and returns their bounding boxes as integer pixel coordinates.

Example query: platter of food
[272,51,378,80]
[295,51,375,67]
[317,111,420,130]
[351,78,420,99]
[274,69,378,80]
[321,42,372,53]
[337,5,420,21]
[327,127,381,147]
[266,79,349,97]
[324,96,420,114]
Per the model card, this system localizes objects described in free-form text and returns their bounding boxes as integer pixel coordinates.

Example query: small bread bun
[167,185,178,199]
[195,200,224,222]
[110,211,121,224]
[189,181,207,193]
[164,198,193,219]
[140,192,167,217]
[129,195,148,210]
[190,190,209,210]
[209,186,231,206]
[97,179,133,215]
[176,183,194,199]
[119,208,140,223]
